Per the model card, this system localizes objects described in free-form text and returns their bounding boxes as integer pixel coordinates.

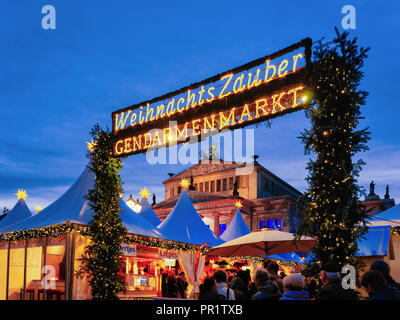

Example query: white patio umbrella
[206,228,315,257]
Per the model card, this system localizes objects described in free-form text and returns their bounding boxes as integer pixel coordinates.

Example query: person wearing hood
[362,270,400,300]
[251,268,281,300]
[280,273,310,300]
[370,260,400,292]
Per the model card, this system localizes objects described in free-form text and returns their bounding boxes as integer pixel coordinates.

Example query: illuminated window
[222,179,227,191]
[216,180,221,192]
[219,223,227,235]
[211,181,215,192]
[199,183,203,192]
[194,183,197,191]
[205,182,209,192]
[267,219,276,229]
[275,218,282,231]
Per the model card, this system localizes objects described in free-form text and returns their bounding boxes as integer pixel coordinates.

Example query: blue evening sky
[1,1,399,211]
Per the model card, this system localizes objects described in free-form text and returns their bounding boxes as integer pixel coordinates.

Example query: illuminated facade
[153,159,303,236]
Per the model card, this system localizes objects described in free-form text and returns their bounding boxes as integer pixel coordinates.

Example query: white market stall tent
[0,163,212,300]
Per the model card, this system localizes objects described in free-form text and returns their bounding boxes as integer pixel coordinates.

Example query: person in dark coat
[362,270,400,300]
[230,276,247,300]
[370,260,400,292]
[166,271,178,298]
[251,268,281,300]
[266,261,284,294]
[176,272,188,299]
[316,263,358,300]
[199,278,224,300]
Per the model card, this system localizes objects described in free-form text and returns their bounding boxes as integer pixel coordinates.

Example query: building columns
[213,215,220,236]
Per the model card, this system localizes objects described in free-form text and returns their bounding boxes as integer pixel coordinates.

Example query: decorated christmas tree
[295,28,370,275]
[81,125,127,299]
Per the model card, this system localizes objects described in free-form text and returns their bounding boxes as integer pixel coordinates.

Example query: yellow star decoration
[180,178,190,190]
[16,189,28,200]
[35,206,42,212]
[86,139,97,153]
[139,187,151,199]
[234,200,243,209]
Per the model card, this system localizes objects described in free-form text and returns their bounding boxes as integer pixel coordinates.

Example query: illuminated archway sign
[112,38,312,157]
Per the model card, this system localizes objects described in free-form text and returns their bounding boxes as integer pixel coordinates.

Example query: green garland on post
[295,28,371,276]
[80,125,127,300]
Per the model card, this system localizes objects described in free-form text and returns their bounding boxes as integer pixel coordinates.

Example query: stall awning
[356,225,391,257]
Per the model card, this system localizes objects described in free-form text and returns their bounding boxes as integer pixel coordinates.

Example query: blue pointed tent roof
[0,165,94,233]
[0,163,168,240]
[158,190,224,246]
[220,208,250,242]
[139,198,161,226]
[119,200,166,238]
[370,204,400,227]
[0,198,33,230]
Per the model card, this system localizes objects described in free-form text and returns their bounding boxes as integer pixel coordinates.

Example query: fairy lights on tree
[295,29,370,276]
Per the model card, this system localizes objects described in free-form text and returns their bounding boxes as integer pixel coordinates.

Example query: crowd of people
[161,268,189,299]
[198,260,400,300]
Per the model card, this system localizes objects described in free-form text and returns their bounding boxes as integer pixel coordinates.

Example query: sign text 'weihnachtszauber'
[112,38,312,157]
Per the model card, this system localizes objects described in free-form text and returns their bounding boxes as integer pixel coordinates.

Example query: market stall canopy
[207,228,315,257]
[303,225,392,263]
[158,190,224,247]
[357,225,391,256]
[0,163,169,239]
[220,208,250,242]
[269,252,304,264]
[119,199,166,238]
[0,165,94,233]
[369,204,400,227]
[0,198,33,230]
[139,197,161,226]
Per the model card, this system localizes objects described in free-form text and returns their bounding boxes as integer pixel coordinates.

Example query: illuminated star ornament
[16,188,28,200]
[139,187,151,199]
[86,138,98,153]
[234,200,243,209]
[35,206,42,213]
[180,178,190,190]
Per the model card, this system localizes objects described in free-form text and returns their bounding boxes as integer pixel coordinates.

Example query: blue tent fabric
[270,252,303,263]
[0,164,94,232]
[139,198,161,226]
[220,208,250,242]
[0,198,33,230]
[119,200,166,238]
[356,226,391,257]
[302,226,392,262]
[371,204,400,226]
[0,163,169,240]
[158,190,224,247]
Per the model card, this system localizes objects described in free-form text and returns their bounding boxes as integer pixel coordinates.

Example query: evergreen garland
[295,28,371,276]
[80,125,127,300]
